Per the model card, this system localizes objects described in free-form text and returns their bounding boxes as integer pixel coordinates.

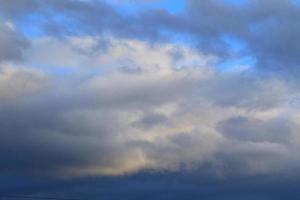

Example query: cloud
[131,113,168,129]
[0,0,37,20]
[2,1,300,199]
[0,20,28,62]
[0,63,47,102]
[0,37,299,180]
[218,116,291,143]
[4,0,300,75]
[0,38,216,177]
[176,0,300,74]
[24,36,215,70]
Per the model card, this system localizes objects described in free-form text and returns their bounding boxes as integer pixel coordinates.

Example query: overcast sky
[1,0,300,199]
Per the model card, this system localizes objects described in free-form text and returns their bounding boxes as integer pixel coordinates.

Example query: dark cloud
[178,0,300,74]
[1,171,300,200]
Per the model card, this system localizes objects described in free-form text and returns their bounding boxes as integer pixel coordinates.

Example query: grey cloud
[0,22,29,62]
[0,65,259,177]
[181,0,300,74]
[218,116,291,143]
[4,0,300,75]
[0,65,47,104]
[0,50,296,180]
[1,1,300,198]
[193,71,287,110]
[0,100,135,176]
[0,67,200,177]
[131,113,168,129]
[0,0,37,20]
[62,0,300,75]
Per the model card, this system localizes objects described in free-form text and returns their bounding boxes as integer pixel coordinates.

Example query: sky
[1,0,300,199]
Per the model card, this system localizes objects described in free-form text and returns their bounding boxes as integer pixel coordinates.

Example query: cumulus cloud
[0,36,299,179]
[2,1,300,199]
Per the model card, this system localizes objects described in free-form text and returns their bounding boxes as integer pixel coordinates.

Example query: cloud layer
[1,0,300,199]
